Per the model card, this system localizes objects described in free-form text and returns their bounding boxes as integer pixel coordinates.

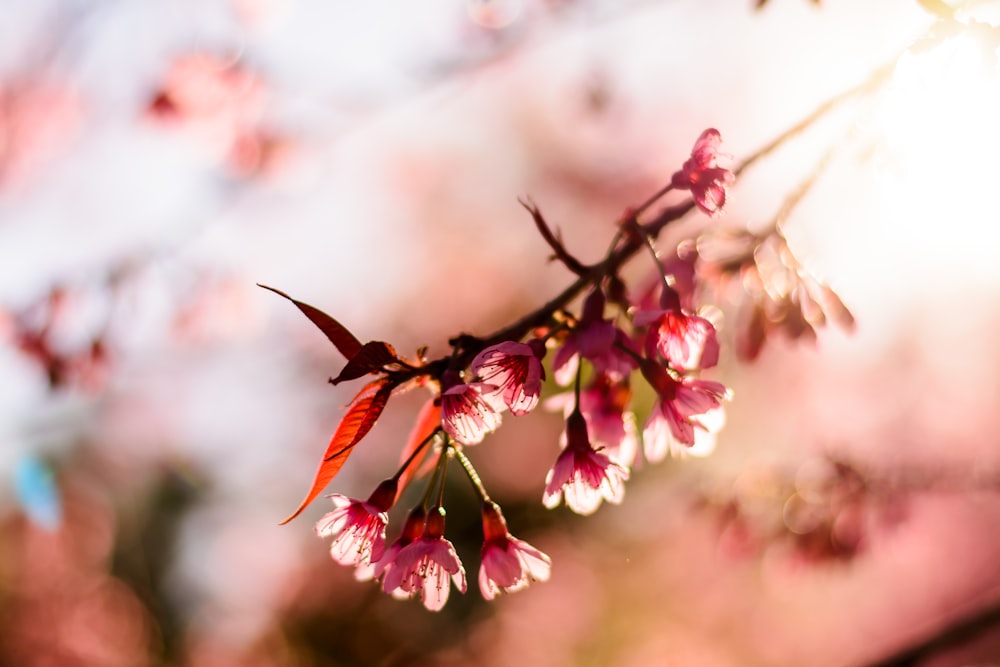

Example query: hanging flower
[640,359,731,462]
[478,502,552,600]
[547,374,639,467]
[314,478,397,571]
[380,506,467,611]
[360,505,425,585]
[543,411,630,515]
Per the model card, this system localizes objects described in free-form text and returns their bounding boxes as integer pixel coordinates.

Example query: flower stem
[421,436,450,509]
[573,352,583,413]
[452,444,491,503]
[633,218,672,291]
[436,444,450,508]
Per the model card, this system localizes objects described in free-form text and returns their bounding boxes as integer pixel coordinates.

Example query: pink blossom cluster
[298,129,740,610]
[316,492,551,611]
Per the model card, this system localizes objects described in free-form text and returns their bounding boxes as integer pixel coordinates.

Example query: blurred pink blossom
[670,128,734,215]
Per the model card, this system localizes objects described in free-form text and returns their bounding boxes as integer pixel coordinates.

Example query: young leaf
[330,340,400,385]
[279,380,393,525]
[258,284,363,360]
[396,397,441,499]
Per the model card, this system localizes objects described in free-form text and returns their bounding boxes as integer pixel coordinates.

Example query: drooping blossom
[360,505,426,585]
[634,286,720,371]
[640,359,731,462]
[553,290,637,386]
[380,506,467,611]
[547,374,639,467]
[670,128,734,216]
[478,502,552,600]
[543,411,630,515]
[440,371,502,445]
[470,339,546,416]
[314,478,397,571]
[643,398,725,461]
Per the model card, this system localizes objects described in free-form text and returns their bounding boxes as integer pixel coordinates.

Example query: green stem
[452,444,491,503]
[436,441,450,507]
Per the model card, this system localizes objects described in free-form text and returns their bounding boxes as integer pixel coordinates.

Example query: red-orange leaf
[279,380,393,525]
[258,284,362,360]
[330,340,400,385]
[396,397,441,500]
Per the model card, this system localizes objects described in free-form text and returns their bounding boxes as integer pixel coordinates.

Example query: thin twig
[430,32,928,375]
[733,56,898,179]
[519,197,589,276]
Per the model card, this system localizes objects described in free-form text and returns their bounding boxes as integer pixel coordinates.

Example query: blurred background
[2,0,1000,665]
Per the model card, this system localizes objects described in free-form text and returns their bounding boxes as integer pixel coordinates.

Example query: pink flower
[380,506,467,611]
[314,478,397,570]
[671,128,734,216]
[640,360,731,462]
[644,400,725,460]
[553,291,637,385]
[440,378,503,445]
[361,505,426,585]
[543,411,630,515]
[635,308,720,371]
[479,502,552,600]
[547,374,638,467]
[470,339,546,416]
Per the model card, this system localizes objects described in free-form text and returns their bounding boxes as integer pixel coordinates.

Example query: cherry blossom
[553,291,637,385]
[635,298,720,371]
[470,339,546,416]
[380,507,467,611]
[314,479,397,570]
[643,401,725,461]
[640,359,731,462]
[440,379,503,445]
[670,128,734,216]
[547,375,639,467]
[543,411,630,515]
[478,502,551,600]
[360,505,426,585]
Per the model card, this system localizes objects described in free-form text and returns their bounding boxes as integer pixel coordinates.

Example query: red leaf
[330,341,400,385]
[258,284,362,360]
[279,380,393,525]
[396,398,441,499]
